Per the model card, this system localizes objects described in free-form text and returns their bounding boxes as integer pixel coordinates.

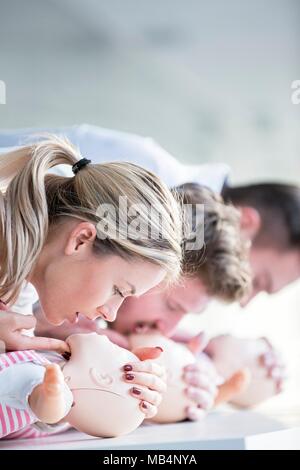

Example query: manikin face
[113,276,211,337]
[62,333,144,437]
[30,219,166,325]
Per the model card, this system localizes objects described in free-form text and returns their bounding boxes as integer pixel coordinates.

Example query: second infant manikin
[128,333,197,423]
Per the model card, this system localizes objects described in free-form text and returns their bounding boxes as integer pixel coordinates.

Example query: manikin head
[223,183,300,305]
[62,333,145,437]
[128,333,200,423]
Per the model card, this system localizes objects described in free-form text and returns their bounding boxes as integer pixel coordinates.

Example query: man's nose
[155,314,184,337]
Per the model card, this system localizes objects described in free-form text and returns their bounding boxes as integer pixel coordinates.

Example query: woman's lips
[69,312,79,324]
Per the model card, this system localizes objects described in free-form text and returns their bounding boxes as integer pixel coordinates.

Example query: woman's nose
[97,297,124,322]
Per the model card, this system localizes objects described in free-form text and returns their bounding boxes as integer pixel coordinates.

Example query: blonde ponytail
[0,136,182,304]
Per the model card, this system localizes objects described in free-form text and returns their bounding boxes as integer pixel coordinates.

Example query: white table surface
[1,405,300,450]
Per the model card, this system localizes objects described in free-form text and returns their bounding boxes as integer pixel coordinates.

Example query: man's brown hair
[173,183,251,303]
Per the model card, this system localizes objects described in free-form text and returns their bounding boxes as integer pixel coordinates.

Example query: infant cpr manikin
[129,333,196,423]
[209,336,276,408]
[62,333,144,437]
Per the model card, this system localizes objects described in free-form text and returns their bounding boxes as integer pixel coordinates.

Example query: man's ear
[238,206,261,240]
[64,222,97,255]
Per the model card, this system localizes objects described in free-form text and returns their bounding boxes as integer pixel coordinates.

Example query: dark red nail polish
[132,387,141,395]
[62,352,71,361]
[155,346,163,352]
[141,402,148,409]
[125,374,134,381]
[123,364,133,372]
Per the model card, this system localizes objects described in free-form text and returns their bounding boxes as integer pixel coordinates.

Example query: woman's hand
[122,347,167,419]
[0,307,70,354]
[259,338,286,394]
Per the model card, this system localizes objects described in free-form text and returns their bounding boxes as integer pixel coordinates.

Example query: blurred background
[0,0,299,410]
[1,0,300,183]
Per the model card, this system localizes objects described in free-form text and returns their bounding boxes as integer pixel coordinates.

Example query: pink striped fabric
[5,426,52,440]
[0,350,49,439]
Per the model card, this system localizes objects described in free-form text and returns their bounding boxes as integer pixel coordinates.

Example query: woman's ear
[65,222,97,256]
[238,206,261,241]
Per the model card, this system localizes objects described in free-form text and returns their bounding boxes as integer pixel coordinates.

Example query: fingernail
[62,352,71,360]
[155,346,163,352]
[132,387,142,395]
[141,401,148,409]
[125,374,135,381]
[123,364,133,372]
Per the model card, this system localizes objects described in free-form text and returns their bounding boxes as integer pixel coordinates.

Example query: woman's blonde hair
[0,135,182,304]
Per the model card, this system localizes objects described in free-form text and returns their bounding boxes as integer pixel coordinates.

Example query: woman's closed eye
[113,286,125,298]
[166,300,180,312]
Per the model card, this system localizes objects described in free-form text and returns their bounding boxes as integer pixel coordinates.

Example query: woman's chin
[43,312,65,326]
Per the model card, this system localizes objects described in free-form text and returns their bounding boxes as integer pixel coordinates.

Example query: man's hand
[182,333,223,421]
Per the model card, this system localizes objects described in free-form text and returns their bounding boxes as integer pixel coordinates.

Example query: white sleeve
[9,282,39,338]
[0,125,230,193]
[74,124,230,192]
[13,283,39,315]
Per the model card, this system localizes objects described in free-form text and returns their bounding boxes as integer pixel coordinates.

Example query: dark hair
[172,183,251,303]
[222,182,300,250]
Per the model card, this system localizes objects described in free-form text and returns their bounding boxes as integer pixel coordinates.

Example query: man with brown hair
[222,182,300,304]
[110,183,251,340]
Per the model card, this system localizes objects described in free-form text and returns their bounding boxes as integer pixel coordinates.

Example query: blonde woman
[0,135,182,437]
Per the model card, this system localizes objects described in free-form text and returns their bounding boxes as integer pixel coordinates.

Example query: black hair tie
[72,158,91,175]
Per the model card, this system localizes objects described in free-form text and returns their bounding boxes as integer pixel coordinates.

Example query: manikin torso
[61,333,145,437]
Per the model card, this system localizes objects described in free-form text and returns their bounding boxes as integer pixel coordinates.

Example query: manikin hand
[28,364,69,424]
[214,368,252,406]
